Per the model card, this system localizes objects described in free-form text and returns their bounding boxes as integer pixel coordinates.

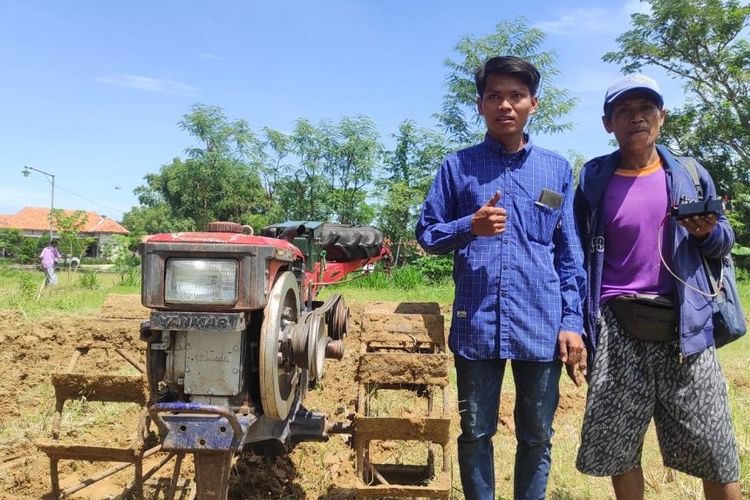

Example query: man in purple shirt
[574,74,740,500]
[40,239,62,286]
[417,56,586,500]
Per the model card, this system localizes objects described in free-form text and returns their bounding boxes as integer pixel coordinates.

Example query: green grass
[0,266,139,316]
[318,271,454,304]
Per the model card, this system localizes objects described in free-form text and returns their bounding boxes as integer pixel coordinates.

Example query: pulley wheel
[290,312,328,384]
[328,295,349,340]
[308,313,327,383]
[259,271,300,420]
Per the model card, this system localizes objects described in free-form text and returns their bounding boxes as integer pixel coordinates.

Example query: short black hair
[475,56,541,97]
[50,239,58,246]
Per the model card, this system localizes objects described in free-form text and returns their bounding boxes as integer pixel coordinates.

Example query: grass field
[1,263,747,498]
[0,264,139,316]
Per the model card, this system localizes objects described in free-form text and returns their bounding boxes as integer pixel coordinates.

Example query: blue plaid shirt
[416,134,585,361]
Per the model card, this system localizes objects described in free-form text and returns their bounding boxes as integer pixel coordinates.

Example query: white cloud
[95,74,198,95]
[535,8,610,35]
[199,52,224,61]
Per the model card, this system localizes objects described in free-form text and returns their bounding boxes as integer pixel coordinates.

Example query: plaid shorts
[576,305,739,482]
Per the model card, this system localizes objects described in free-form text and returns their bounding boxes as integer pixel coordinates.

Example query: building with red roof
[0,207,129,257]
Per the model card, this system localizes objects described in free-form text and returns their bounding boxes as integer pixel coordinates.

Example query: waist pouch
[608,295,678,342]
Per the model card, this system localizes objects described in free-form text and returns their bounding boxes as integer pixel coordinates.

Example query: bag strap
[674,155,704,200]
[702,255,723,294]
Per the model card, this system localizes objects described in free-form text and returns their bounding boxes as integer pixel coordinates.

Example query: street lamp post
[22,166,56,236]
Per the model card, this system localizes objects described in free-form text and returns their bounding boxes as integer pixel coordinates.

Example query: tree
[50,209,94,260]
[103,234,141,285]
[17,237,46,264]
[50,210,95,281]
[126,105,271,232]
[567,150,588,186]
[376,120,451,241]
[0,228,24,257]
[270,116,381,224]
[259,128,291,204]
[604,0,750,245]
[436,18,578,146]
[122,204,194,237]
[323,116,381,224]
[278,118,332,221]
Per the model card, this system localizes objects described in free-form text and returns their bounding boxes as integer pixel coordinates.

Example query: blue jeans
[455,356,561,500]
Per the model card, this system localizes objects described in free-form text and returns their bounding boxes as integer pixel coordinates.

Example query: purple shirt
[40,245,61,269]
[600,160,674,303]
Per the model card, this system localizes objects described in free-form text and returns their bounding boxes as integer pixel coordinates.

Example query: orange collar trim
[615,157,663,177]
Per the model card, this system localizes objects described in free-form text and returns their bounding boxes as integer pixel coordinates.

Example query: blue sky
[0,0,684,221]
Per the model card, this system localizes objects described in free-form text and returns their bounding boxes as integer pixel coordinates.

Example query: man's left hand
[558,331,587,386]
[558,330,585,365]
[677,213,717,240]
[565,362,587,387]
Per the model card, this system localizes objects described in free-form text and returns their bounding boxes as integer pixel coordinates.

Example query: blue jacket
[573,145,734,359]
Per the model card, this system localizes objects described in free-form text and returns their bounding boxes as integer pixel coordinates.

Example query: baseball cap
[603,74,663,115]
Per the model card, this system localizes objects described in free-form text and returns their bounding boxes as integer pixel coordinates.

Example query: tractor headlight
[165,259,238,305]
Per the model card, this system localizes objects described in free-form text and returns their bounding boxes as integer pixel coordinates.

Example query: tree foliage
[127,105,269,233]
[376,120,450,242]
[50,209,95,260]
[103,234,141,285]
[436,18,578,146]
[126,109,382,233]
[0,228,25,257]
[605,0,750,244]
[122,204,194,238]
[324,117,381,224]
[268,117,381,224]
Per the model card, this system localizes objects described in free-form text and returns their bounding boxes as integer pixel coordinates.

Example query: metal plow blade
[353,302,452,500]
[36,346,181,499]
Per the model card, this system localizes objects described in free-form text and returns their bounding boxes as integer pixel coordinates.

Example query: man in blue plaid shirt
[417,56,587,500]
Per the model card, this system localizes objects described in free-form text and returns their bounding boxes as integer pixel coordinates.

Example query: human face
[603,93,666,152]
[477,74,538,151]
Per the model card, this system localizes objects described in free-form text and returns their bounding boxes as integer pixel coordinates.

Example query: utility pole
[22,165,56,237]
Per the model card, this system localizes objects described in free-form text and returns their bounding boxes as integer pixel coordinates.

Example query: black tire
[318,224,383,262]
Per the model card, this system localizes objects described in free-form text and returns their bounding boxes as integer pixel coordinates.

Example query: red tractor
[139,221,389,498]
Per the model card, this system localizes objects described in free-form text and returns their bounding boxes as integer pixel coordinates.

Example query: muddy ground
[0,295,587,499]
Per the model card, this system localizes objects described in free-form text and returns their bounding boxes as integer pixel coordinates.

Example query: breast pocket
[520,198,561,245]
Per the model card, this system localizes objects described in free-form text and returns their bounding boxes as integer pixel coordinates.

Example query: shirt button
[503,265,508,270]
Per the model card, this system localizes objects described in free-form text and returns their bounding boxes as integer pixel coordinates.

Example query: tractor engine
[137,221,383,498]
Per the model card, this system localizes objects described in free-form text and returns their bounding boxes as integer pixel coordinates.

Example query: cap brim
[604,88,663,114]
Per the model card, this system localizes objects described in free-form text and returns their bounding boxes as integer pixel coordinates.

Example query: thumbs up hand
[485,191,501,208]
[471,191,507,236]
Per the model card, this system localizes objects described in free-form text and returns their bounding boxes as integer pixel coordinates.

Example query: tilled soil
[0,297,444,499]
[0,296,586,499]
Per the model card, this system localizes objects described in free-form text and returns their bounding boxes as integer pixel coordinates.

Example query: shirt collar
[483,132,533,158]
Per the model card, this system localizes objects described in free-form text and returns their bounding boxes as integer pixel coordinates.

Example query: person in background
[40,238,62,286]
[574,74,741,500]
[416,55,587,500]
